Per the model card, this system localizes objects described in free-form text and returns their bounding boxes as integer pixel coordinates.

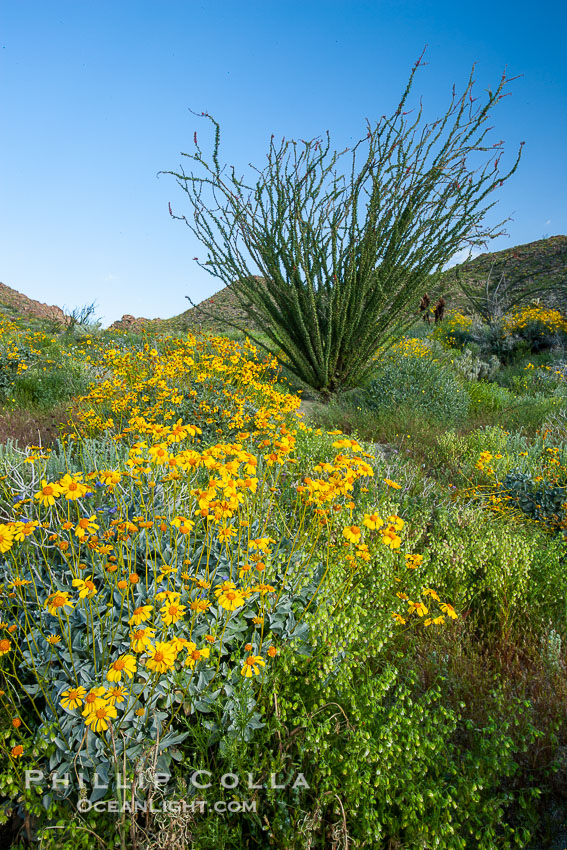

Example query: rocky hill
[0,281,67,327]
[110,285,251,334]
[440,235,567,313]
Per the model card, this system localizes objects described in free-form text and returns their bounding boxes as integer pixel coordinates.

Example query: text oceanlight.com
[77,799,258,814]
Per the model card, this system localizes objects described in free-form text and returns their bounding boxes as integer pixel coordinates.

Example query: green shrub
[279,664,538,849]
[9,359,91,408]
[420,507,567,633]
[364,354,470,424]
[466,380,516,413]
[502,469,566,531]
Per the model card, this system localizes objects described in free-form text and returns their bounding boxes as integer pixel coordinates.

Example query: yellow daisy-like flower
[171,516,195,534]
[380,526,401,549]
[424,616,446,626]
[128,605,153,626]
[160,601,187,626]
[148,443,170,465]
[363,513,383,531]
[214,581,246,612]
[74,515,99,539]
[145,641,178,674]
[0,524,15,554]
[154,589,180,603]
[252,583,276,595]
[11,521,38,542]
[0,638,12,656]
[248,537,276,552]
[106,654,137,682]
[34,480,62,508]
[241,655,266,678]
[383,478,402,490]
[332,438,362,452]
[11,745,24,759]
[84,702,118,733]
[130,626,156,653]
[60,686,87,710]
[190,598,211,613]
[440,602,458,620]
[107,686,127,705]
[81,686,108,716]
[58,473,89,501]
[168,418,189,442]
[408,600,428,617]
[170,636,191,653]
[98,470,122,488]
[218,525,236,543]
[405,553,423,569]
[156,564,178,583]
[387,515,404,531]
[184,642,211,668]
[46,634,61,645]
[342,525,361,544]
[45,591,75,616]
[72,576,97,599]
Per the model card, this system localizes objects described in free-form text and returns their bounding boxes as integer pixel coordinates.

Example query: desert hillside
[109,235,567,333]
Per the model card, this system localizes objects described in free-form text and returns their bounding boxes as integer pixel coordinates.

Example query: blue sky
[1,0,566,326]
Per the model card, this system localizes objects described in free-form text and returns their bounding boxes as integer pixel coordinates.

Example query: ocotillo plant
[454,259,564,325]
[164,54,522,396]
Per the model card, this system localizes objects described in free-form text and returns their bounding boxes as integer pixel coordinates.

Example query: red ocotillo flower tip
[194,132,198,145]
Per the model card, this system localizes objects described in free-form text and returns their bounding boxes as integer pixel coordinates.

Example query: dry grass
[0,405,70,448]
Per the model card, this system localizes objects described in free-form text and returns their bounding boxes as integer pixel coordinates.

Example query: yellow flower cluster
[432,311,473,348]
[392,338,432,358]
[0,327,456,750]
[503,304,567,334]
[73,334,300,443]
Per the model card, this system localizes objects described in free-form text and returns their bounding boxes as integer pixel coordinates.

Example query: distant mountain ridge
[2,236,565,333]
